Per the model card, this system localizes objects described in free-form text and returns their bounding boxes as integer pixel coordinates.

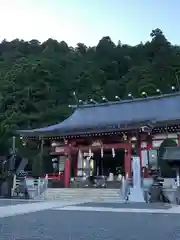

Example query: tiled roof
[17,92,180,136]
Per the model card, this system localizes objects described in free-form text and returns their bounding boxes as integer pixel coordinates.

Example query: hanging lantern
[51,141,57,147]
[112,148,115,158]
[131,136,137,142]
[101,147,104,158]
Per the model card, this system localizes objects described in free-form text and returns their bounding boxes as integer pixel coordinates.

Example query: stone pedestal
[128,156,145,202]
[129,186,145,202]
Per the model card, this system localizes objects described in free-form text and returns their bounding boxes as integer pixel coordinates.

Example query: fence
[12,174,48,199]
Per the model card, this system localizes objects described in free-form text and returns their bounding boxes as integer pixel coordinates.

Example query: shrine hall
[17,92,180,188]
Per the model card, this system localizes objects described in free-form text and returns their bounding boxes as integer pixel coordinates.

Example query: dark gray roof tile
[17,92,180,136]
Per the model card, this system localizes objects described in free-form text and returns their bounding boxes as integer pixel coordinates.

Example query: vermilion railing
[46,172,64,180]
[25,172,64,180]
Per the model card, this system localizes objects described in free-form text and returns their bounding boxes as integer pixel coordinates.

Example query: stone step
[46,195,121,199]
[46,191,120,195]
[45,188,121,192]
[45,189,121,193]
[46,198,121,201]
[42,188,123,201]
[45,191,121,197]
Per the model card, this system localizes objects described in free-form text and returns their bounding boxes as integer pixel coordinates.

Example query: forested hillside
[0,28,179,135]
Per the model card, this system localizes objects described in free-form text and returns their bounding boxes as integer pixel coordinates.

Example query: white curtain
[77,149,83,176]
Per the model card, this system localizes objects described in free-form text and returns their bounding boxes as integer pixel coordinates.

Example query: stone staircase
[41,188,123,202]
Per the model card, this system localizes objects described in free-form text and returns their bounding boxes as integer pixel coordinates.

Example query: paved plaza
[0,199,40,207]
[0,199,180,239]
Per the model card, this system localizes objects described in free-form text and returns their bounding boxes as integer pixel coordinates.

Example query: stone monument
[128,156,145,202]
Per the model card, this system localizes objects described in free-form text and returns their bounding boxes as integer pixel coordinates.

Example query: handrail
[12,175,48,199]
[30,175,48,200]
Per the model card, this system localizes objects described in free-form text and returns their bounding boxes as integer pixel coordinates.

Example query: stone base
[48,180,65,188]
[128,187,145,202]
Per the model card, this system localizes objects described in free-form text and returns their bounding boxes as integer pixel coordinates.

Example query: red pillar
[64,158,71,188]
[75,153,78,177]
[137,143,142,171]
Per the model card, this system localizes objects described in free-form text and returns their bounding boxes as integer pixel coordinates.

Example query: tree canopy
[0,28,179,135]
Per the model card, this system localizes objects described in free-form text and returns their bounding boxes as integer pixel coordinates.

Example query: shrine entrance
[76,143,131,180]
[93,149,125,177]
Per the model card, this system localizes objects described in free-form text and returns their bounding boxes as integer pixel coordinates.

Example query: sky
[0,0,179,47]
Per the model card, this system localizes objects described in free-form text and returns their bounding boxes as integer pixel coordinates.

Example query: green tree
[0,28,178,138]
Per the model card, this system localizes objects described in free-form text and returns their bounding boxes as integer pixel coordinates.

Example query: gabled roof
[17,92,180,137]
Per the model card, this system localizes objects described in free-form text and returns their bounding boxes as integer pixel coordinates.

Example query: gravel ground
[0,209,179,240]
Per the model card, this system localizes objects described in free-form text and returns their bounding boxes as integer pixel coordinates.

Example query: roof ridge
[78,91,180,109]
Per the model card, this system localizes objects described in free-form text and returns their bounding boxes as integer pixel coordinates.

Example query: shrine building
[18,92,180,188]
